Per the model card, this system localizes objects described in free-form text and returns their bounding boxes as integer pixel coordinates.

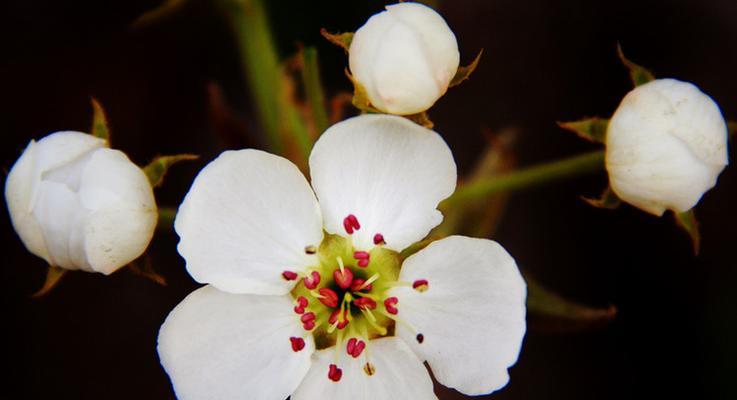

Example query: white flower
[5,131,157,274]
[349,2,460,115]
[159,115,526,399]
[606,78,729,216]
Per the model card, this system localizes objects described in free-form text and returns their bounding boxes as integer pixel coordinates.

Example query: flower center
[283,214,429,382]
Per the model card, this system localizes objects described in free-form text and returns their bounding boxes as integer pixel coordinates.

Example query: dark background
[2,0,736,399]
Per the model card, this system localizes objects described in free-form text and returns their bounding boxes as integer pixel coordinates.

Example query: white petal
[5,140,50,264]
[291,337,436,400]
[158,286,315,400]
[390,236,527,396]
[309,115,456,252]
[79,149,157,274]
[175,150,324,295]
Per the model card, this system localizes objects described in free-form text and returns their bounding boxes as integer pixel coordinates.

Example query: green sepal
[345,69,381,114]
[674,210,700,255]
[583,185,621,210]
[90,97,111,142]
[405,111,434,129]
[558,117,609,144]
[130,0,188,29]
[617,43,655,87]
[128,257,167,286]
[32,266,67,298]
[449,49,483,88]
[320,28,353,53]
[143,154,199,188]
[526,275,617,333]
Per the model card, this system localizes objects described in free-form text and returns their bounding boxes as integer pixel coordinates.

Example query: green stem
[219,0,283,153]
[157,207,177,231]
[301,47,330,135]
[443,150,605,207]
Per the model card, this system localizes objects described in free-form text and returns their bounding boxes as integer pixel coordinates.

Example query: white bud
[5,131,157,274]
[349,2,460,115]
[606,79,729,216]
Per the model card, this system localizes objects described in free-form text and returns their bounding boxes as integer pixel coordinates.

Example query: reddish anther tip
[282,271,298,281]
[333,267,354,290]
[357,258,370,268]
[350,279,372,292]
[343,214,360,234]
[329,309,350,329]
[300,312,316,323]
[373,233,385,245]
[346,338,366,358]
[353,251,370,259]
[416,333,424,344]
[328,364,343,382]
[290,337,305,352]
[318,288,339,308]
[293,296,309,314]
[302,320,315,331]
[354,297,377,310]
[293,305,305,314]
[304,271,321,290]
[412,279,429,292]
[384,297,399,315]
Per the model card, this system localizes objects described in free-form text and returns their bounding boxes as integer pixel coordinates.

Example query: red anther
[300,312,316,323]
[412,279,429,292]
[352,340,366,358]
[343,214,360,234]
[384,297,399,315]
[329,309,340,325]
[354,297,377,310]
[302,320,315,331]
[293,305,305,314]
[282,270,298,281]
[373,233,385,245]
[333,267,354,290]
[303,271,321,290]
[346,338,357,356]
[297,296,309,307]
[353,251,370,259]
[290,337,305,352]
[329,309,350,329]
[337,318,349,330]
[328,364,343,382]
[350,279,372,292]
[416,333,424,343]
[318,288,339,308]
[357,258,370,268]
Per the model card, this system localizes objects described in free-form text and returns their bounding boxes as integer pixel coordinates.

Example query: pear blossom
[5,131,157,274]
[158,114,526,399]
[349,2,460,115]
[606,78,729,216]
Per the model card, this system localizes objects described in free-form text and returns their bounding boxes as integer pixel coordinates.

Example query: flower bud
[5,131,157,274]
[349,2,460,115]
[606,79,728,216]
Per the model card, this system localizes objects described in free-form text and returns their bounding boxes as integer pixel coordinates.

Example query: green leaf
[90,97,111,141]
[558,117,609,144]
[583,185,621,209]
[32,266,67,298]
[143,154,198,188]
[674,210,700,255]
[130,0,188,29]
[617,43,655,87]
[526,275,617,333]
[449,49,483,88]
[320,29,354,53]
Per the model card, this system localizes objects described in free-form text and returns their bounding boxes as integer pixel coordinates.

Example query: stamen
[333,267,354,290]
[343,214,360,234]
[354,297,377,310]
[293,296,309,314]
[373,233,385,245]
[361,309,387,335]
[346,338,366,358]
[416,333,424,344]
[304,245,316,254]
[317,288,339,308]
[282,270,298,281]
[384,297,399,315]
[328,364,343,382]
[353,251,369,259]
[360,273,380,289]
[364,362,376,376]
[358,258,370,268]
[302,320,315,331]
[300,312,316,324]
[412,279,429,292]
[350,279,372,292]
[303,271,321,290]
[289,337,305,352]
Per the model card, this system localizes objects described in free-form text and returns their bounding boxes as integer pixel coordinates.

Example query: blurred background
[1,0,736,398]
